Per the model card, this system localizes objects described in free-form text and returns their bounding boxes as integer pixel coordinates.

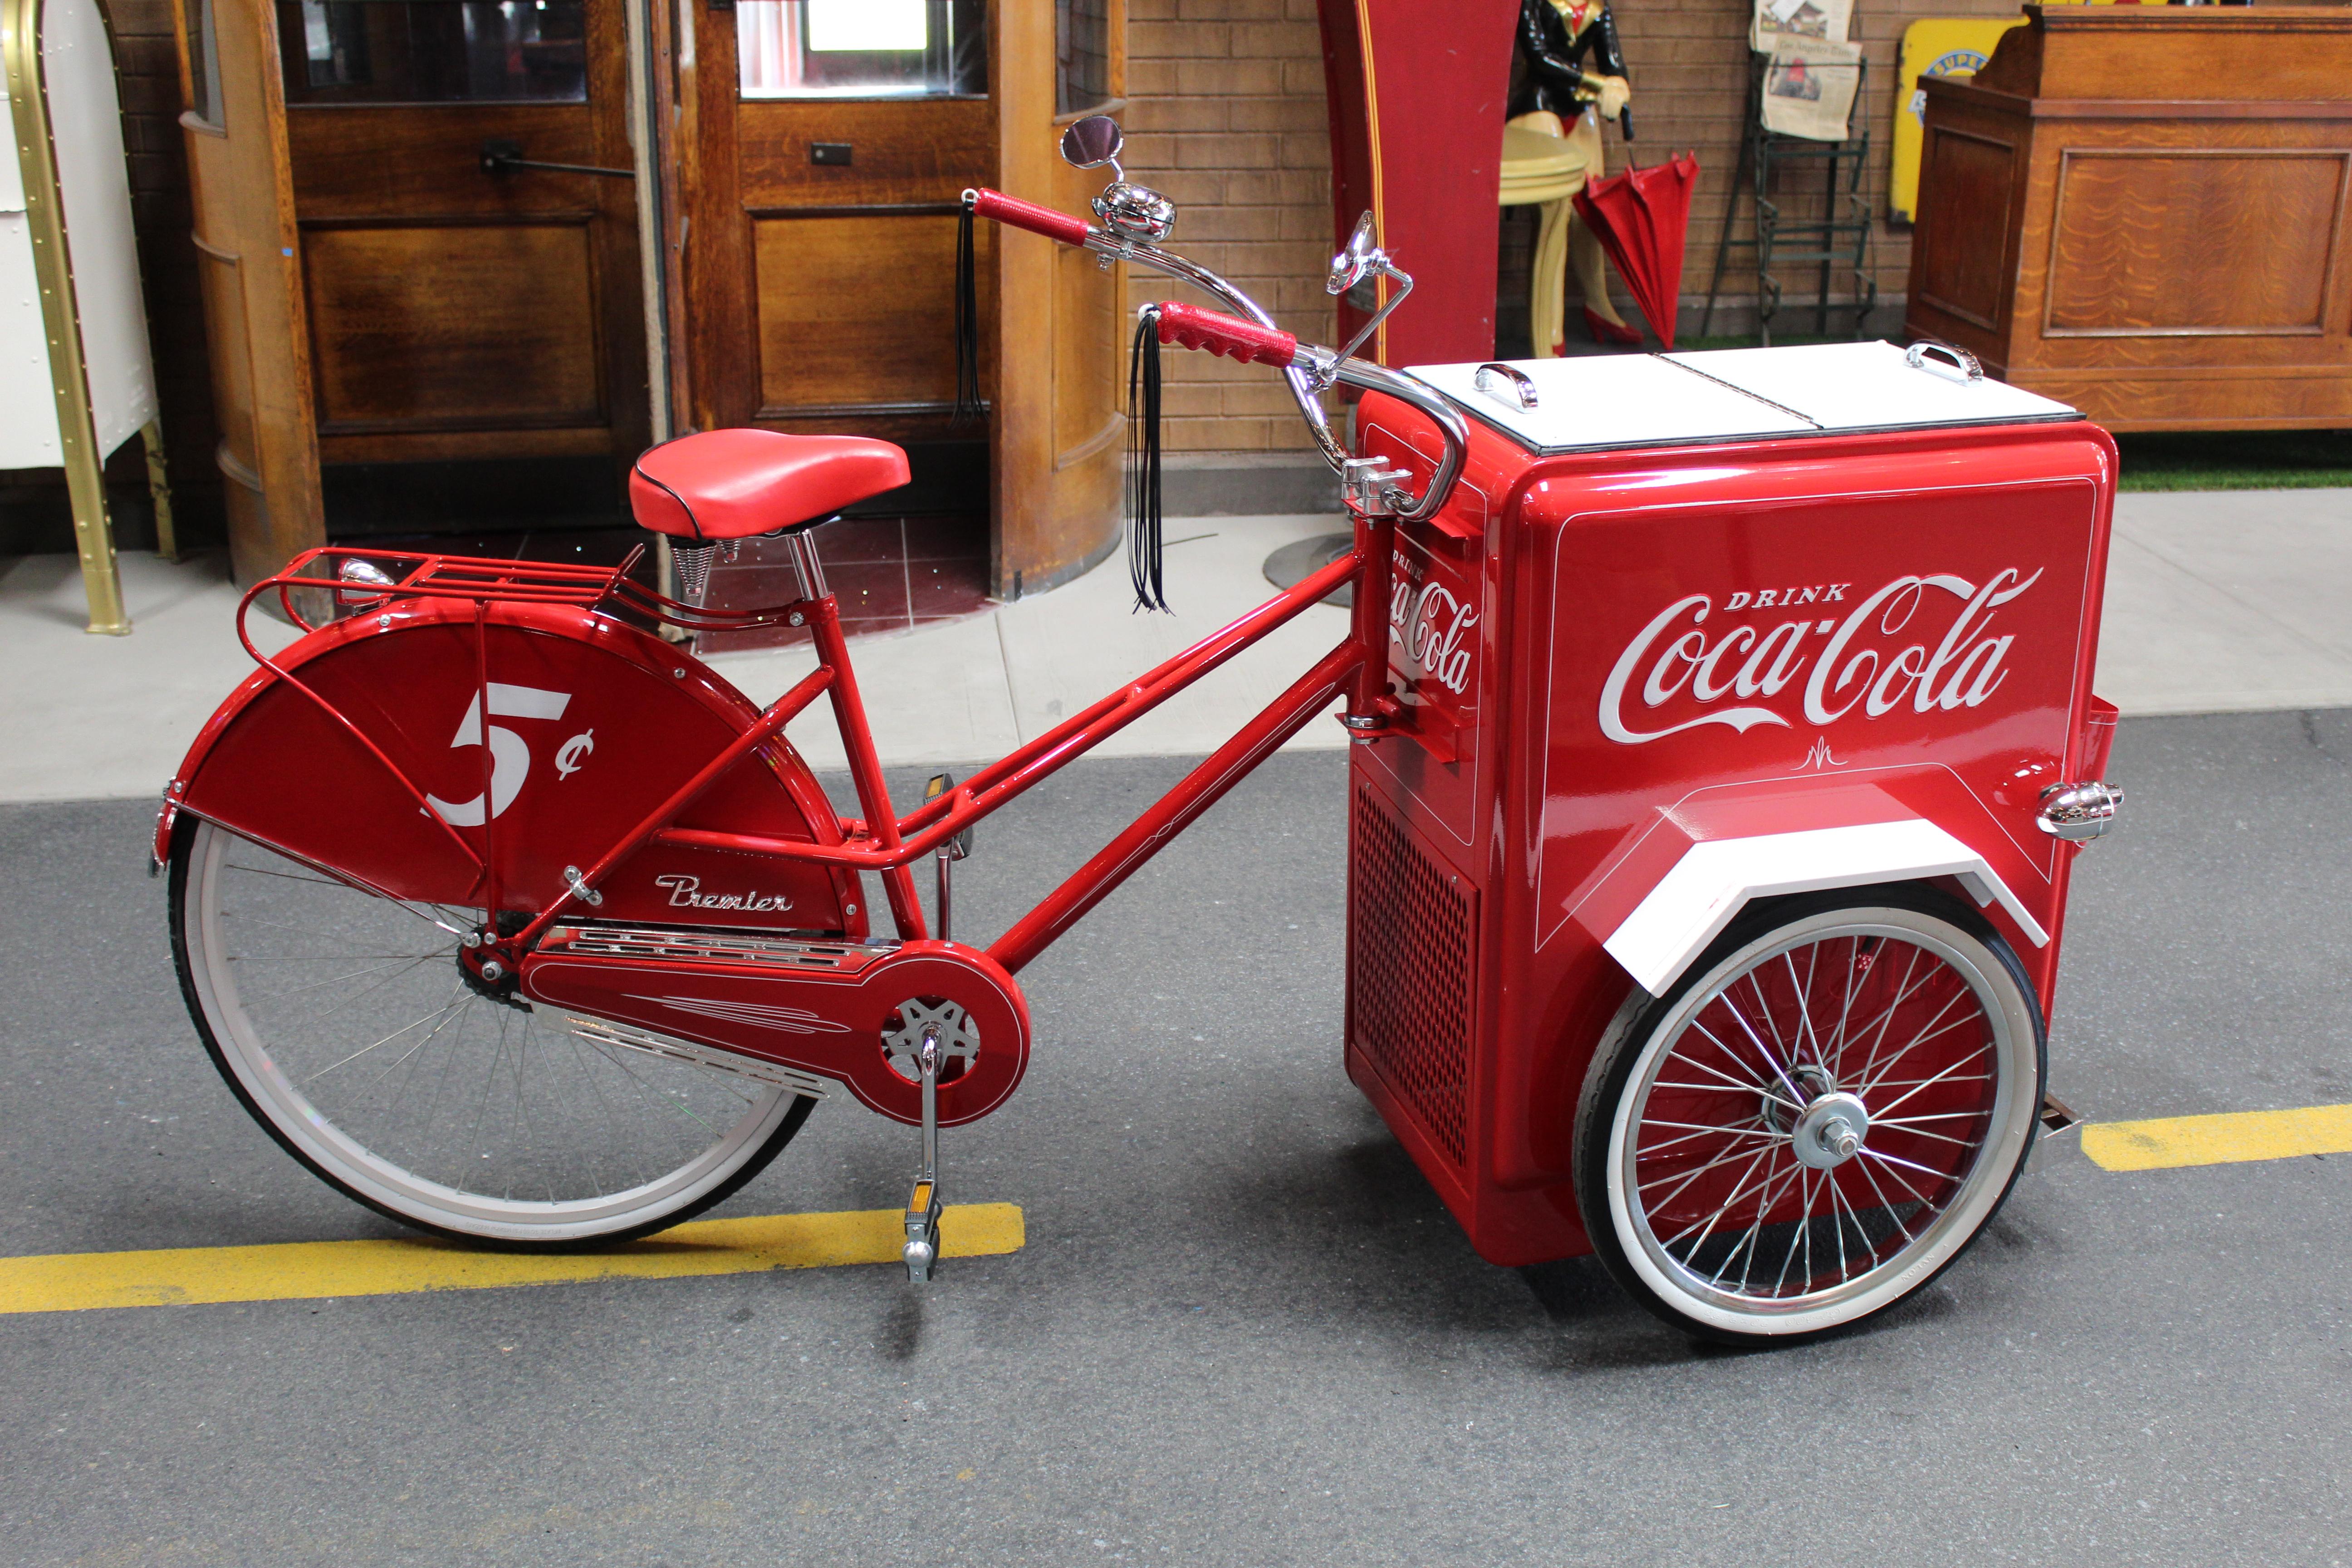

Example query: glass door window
[737,0,985,98]
[1056,0,1110,116]
[278,0,589,103]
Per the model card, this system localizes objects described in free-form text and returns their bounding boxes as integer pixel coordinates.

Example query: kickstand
[903,1028,944,1282]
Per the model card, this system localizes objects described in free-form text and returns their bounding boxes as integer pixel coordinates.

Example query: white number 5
[423,684,572,827]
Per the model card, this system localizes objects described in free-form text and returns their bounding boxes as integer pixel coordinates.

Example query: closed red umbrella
[1572,152,1700,350]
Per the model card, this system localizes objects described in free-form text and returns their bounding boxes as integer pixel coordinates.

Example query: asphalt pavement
[2,711,2349,1567]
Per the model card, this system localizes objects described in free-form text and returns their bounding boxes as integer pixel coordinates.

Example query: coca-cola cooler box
[1344,342,2117,1265]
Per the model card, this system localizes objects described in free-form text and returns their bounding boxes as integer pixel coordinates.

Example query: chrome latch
[2038,781,2123,841]
[1474,362,1539,411]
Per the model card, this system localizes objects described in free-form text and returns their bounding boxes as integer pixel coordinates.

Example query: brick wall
[1112,0,2029,457]
[1120,0,1338,456]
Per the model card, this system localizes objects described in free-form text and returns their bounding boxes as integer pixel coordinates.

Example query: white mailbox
[3,0,172,635]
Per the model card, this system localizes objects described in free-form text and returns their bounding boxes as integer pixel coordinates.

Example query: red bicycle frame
[212,497,1400,983]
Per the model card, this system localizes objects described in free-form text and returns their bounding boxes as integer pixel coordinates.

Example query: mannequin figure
[1509,0,1639,346]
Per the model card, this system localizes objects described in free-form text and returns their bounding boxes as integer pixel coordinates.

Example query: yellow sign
[1889,16,2028,224]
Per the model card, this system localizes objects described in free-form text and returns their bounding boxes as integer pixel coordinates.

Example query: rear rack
[241,544,813,645]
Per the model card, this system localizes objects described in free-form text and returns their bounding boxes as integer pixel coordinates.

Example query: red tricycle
[157,116,2122,1345]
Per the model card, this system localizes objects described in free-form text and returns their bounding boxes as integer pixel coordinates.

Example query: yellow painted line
[0,1203,1024,1315]
[2082,1105,2352,1172]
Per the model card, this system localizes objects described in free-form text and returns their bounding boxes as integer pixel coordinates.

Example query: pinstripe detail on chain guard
[161,599,863,935]
[520,932,1032,1126]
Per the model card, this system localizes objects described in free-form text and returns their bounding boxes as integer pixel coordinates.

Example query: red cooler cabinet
[1346,341,2118,1266]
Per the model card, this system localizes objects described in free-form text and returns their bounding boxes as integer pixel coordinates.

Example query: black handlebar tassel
[1127,306,1168,612]
[952,203,981,424]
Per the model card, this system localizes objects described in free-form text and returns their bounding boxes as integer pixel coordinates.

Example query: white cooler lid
[1406,340,2080,456]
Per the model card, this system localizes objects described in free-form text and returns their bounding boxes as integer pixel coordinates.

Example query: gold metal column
[4,0,131,634]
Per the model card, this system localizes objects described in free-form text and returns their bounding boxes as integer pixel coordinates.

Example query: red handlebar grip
[1153,301,1298,369]
[968,187,1094,247]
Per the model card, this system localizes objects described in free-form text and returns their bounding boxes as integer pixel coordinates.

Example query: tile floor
[696,515,991,654]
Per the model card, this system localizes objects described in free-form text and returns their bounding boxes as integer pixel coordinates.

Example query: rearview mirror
[1327,211,1384,296]
[1059,115,1124,174]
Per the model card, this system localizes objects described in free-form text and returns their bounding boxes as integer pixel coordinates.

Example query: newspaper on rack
[1761,37,1862,141]
[1751,0,1851,52]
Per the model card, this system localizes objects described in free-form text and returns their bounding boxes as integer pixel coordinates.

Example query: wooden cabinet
[1907,4,2352,431]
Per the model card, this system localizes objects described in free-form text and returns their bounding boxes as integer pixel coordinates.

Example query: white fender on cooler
[1602,818,2048,997]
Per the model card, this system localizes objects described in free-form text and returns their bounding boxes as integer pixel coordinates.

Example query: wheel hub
[1791,1089,1871,1170]
[457,936,529,1010]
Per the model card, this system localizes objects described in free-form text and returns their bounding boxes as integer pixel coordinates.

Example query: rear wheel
[170,818,813,1247]
[1575,887,2044,1346]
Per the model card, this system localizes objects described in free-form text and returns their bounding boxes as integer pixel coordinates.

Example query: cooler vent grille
[1349,788,1474,1165]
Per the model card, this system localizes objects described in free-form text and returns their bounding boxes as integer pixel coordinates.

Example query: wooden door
[992,0,1126,597]
[276,0,648,469]
[677,0,993,444]
[672,0,1126,598]
[173,0,324,584]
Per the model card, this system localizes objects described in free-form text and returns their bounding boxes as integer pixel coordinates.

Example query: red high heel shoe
[1583,305,1644,346]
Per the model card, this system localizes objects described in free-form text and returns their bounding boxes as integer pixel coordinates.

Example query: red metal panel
[171,600,863,934]
[1315,0,1520,367]
[1348,391,2118,1266]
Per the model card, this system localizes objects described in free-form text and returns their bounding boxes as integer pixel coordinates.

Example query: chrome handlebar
[1078,229,1469,524]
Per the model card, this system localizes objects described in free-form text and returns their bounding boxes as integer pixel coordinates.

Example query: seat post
[785,530,828,603]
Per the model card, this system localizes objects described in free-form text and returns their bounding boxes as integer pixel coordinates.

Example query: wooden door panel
[304,220,604,431]
[175,0,325,584]
[1051,240,1121,465]
[1915,127,2018,333]
[735,98,993,208]
[753,213,961,418]
[190,238,258,471]
[2047,150,2348,337]
[289,104,599,215]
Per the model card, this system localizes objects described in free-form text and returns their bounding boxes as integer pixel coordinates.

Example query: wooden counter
[1906,4,2352,431]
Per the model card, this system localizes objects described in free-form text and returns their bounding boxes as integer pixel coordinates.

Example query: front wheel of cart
[1574,886,2045,1347]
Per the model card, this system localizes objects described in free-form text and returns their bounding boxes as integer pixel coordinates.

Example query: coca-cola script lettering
[1390,571,1480,697]
[1598,568,2042,745]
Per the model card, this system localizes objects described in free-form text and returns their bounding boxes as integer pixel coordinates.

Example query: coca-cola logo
[1390,569,1480,697]
[1599,568,2043,745]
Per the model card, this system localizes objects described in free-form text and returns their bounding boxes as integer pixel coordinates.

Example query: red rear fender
[164,600,864,936]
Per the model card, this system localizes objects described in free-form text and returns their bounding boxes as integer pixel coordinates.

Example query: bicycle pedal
[903,1178,944,1282]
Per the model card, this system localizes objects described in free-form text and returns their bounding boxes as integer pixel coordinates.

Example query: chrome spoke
[1858,1146,1953,1182]
[1855,992,1979,1097]
[1851,945,1929,1088]
[1859,1144,1936,1207]
[1681,1021,1807,1110]
[301,980,468,1083]
[1639,1139,1769,1205]
[1639,1119,1788,1142]
[1869,1044,1997,1119]
[1659,1142,1776,1254]
[1712,991,1811,1109]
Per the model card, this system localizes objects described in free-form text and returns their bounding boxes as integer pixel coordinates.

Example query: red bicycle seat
[630,429,910,543]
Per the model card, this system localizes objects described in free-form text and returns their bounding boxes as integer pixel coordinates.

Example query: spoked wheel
[170,819,814,1247]
[1576,887,2044,1346]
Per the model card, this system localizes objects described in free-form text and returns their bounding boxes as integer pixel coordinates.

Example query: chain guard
[520,932,1030,1127]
